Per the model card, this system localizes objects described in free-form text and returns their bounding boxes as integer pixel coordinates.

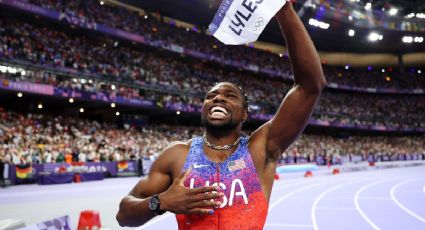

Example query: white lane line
[354,178,402,230]
[390,178,425,223]
[136,213,173,230]
[269,178,347,212]
[423,185,425,195]
[358,197,391,200]
[265,223,313,228]
[315,207,357,211]
[311,178,372,230]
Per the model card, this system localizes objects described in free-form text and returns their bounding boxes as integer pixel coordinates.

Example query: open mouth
[209,106,229,118]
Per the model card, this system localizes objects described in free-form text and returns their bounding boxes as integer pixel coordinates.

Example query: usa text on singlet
[176,136,268,230]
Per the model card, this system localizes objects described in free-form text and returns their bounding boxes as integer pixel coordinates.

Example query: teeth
[211,106,228,115]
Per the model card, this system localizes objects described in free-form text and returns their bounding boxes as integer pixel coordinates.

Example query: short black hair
[213,82,249,111]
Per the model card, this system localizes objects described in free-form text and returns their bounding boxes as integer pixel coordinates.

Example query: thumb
[177,167,192,185]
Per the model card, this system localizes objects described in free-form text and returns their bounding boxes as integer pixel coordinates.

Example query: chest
[184,153,265,207]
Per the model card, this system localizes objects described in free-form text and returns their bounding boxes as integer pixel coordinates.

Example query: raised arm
[255,2,326,159]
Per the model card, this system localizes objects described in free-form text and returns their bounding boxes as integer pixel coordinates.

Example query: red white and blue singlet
[176,136,268,229]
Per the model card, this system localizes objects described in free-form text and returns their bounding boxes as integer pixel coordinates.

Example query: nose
[212,93,226,103]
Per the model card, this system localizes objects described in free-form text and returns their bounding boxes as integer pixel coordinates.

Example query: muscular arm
[116,142,222,227]
[252,3,326,160]
[116,146,174,227]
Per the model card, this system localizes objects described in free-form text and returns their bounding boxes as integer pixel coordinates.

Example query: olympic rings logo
[252,17,264,31]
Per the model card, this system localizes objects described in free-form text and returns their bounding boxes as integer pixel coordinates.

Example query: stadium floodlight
[365,3,372,11]
[80,108,84,113]
[345,65,350,70]
[100,1,104,5]
[144,15,148,19]
[382,69,386,73]
[176,111,181,115]
[38,103,43,109]
[348,29,355,37]
[17,92,23,98]
[7,67,17,74]
[416,13,425,19]
[402,36,413,43]
[111,103,116,108]
[69,98,74,103]
[418,70,422,74]
[116,112,120,116]
[111,84,116,90]
[403,36,423,43]
[368,32,383,41]
[405,13,415,18]
[389,8,398,16]
[308,18,330,29]
[414,37,424,43]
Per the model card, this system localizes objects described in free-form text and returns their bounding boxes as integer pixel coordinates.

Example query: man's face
[201,83,247,132]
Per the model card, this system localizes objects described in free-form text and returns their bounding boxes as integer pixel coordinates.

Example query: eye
[227,93,237,98]
[206,93,216,99]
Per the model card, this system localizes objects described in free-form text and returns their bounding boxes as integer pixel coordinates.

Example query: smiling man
[116,2,325,229]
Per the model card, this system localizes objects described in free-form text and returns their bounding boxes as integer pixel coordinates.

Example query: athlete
[117,2,325,229]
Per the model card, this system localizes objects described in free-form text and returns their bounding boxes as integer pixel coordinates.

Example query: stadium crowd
[1,16,424,129]
[11,0,425,90]
[1,109,424,166]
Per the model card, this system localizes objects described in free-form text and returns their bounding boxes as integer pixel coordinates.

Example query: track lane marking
[311,178,373,230]
[390,178,425,223]
[269,178,347,212]
[354,177,404,230]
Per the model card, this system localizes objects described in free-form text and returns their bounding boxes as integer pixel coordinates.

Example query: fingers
[188,191,224,202]
[187,200,221,209]
[186,208,215,215]
[190,185,220,194]
[176,167,191,185]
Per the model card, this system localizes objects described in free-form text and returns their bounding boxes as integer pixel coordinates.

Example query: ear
[242,110,248,122]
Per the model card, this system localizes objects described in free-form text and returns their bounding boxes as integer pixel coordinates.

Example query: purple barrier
[184,49,210,60]
[8,163,16,184]
[0,78,54,95]
[33,162,118,177]
[54,87,155,107]
[97,24,145,43]
[78,172,104,182]
[117,160,138,173]
[38,173,74,185]
[0,0,59,19]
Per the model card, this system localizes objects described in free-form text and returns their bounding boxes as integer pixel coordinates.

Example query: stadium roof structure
[121,0,425,54]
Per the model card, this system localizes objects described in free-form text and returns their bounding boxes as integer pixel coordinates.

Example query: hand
[158,168,223,215]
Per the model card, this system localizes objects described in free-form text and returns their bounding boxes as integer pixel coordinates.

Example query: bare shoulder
[152,139,192,178]
[129,139,193,198]
[157,140,191,160]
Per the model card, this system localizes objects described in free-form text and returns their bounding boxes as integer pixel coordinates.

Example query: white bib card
[208,0,287,45]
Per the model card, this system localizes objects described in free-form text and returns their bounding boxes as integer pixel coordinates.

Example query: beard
[201,114,240,137]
